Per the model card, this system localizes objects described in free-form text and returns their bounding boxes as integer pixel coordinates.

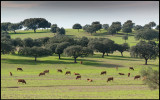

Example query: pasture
[1,29,159,99]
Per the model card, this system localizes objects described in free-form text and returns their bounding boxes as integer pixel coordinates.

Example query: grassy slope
[1,29,159,99]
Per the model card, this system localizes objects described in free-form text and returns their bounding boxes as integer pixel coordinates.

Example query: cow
[107,77,113,82]
[17,79,26,84]
[128,73,130,77]
[17,68,23,71]
[87,79,93,82]
[129,67,134,70]
[134,75,141,80]
[100,71,106,75]
[116,67,118,70]
[74,72,80,75]
[10,72,12,76]
[80,61,83,64]
[65,71,71,75]
[118,73,125,75]
[57,69,63,73]
[44,70,49,73]
[39,72,45,76]
[76,75,81,80]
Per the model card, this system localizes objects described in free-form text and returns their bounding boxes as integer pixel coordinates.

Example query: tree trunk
[107,53,109,56]
[121,52,123,56]
[14,30,16,34]
[102,52,105,58]
[34,29,36,33]
[35,56,37,61]
[145,58,148,65]
[58,54,61,59]
[74,57,77,63]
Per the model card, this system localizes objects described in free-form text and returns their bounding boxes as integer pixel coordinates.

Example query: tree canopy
[72,23,82,32]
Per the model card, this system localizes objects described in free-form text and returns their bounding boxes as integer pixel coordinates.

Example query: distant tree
[85,26,96,35]
[50,24,58,33]
[122,35,128,43]
[111,22,122,33]
[83,24,90,31]
[72,23,82,32]
[140,67,159,90]
[18,46,52,61]
[143,24,151,29]
[1,37,15,54]
[1,22,11,32]
[122,20,134,34]
[91,21,102,33]
[117,43,129,56]
[103,38,115,56]
[133,25,143,31]
[8,23,22,34]
[12,38,23,47]
[134,29,159,41]
[22,18,50,33]
[55,42,70,59]
[108,26,117,36]
[77,36,89,47]
[23,38,34,47]
[155,25,159,30]
[149,21,156,29]
[45,43,58,54]
[56,27,65,35]
[102,24,109,30]
[130,41,158,65]
[64,45,93,63]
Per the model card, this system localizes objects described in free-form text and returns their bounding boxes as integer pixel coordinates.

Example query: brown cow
[65,71,71,75]
[10,72,12,76]
[100,71,106,75]
[76,75,81,80]
[57,69,63,73]
[107,77,114,82]
[17,79,26,84]
[134,75,141,80]
[44,70,49,73]
[119,73,125,75]
[80,61,83,64]
[87,79,93,82]
[128,73,130,77]
[39,72,45,76]
[17,68,23,71]
[129,67,134,70]
[74,72,80,75]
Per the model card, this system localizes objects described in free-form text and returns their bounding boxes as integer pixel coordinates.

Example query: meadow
[1,29,159,99]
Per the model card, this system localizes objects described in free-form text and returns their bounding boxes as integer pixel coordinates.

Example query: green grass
[2,29,159,99]
[1,51,159,99]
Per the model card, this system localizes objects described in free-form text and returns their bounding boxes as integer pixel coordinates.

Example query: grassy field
[1,29,159,99]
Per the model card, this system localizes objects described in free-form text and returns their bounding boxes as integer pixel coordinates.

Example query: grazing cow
[39,72,45,76]
[17,68,23,71]
[57,69,63,73]
[107,77,114,82]
[44,70,49,73]
[134,75,141,80]
[119,73,125,75]
[76,75,81,80]
[142,76,147,81]
[17,79,26,84]
[80,61,83,64]
[128,73,130,77]
[100,71,106,75]
[87,79,93,82]
[10,72,12,76]
[74,72,80,75]
[116,67,118,70]
[129,67,134,70]
[65,71,71,75]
